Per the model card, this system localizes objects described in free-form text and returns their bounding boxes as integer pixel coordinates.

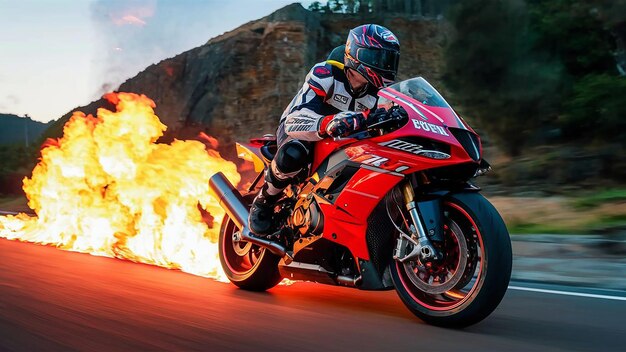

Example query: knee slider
[274,141,309,174]
[265,167,290,189]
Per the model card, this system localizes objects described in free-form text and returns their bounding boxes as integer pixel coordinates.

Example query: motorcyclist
[249,24,401,236]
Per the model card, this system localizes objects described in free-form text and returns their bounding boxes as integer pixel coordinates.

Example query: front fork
[393,180,442,263]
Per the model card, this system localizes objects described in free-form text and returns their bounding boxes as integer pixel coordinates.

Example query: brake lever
[366,105,408,130]
[367,119,393,130]
[334,105,408,141]
[333,130,372,141]
[367,114,404,130]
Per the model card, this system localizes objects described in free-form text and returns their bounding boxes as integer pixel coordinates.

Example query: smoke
[0,95,20,113]
[6,95,20,105]
[90,0,218,95]
[89,0,298,97]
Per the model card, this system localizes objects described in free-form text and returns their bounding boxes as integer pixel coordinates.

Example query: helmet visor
[356,48,399,73]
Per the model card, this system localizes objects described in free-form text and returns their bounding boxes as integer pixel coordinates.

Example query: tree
[561,74,626,143]
[308,0,368,14]
[308,1,323,12]
[445,0,625,154]
[329,0,344,12]
[527,0,624,145]
[445,0,562,156]
[527,0,616,77]
[358,0,371,13]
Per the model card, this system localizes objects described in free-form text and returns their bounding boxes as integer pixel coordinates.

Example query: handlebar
[333,106,408,141]
[366,105,408,130]
[367,116,399,130]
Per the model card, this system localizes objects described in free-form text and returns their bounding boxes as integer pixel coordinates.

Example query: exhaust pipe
[278,261,361,287]
[209,172,292,262]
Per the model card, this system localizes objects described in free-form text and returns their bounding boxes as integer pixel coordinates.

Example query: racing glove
[365,108,390,126]
[366,105,408,128]
[319,111,367,138]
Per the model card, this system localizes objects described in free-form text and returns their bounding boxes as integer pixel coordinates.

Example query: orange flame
[0,92,240,280]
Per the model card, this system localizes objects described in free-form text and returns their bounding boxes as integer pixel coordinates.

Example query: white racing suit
[249,60,379,235]
[268,60,379,194]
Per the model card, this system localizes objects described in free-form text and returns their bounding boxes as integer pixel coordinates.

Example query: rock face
[47,4,449,160]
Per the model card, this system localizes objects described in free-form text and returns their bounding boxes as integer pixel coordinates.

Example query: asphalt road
[1,238,625,352]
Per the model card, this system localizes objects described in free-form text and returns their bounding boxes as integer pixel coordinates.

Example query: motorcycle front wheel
[390,192,512,328]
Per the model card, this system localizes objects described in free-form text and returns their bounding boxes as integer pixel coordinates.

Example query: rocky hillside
[44,3,450,160]
[33,2,626,195]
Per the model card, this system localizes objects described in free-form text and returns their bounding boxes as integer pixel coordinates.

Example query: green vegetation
[592,213,626,227]
[308,0,440,14]
[0,145,36,174]
[507,222,580,235]
[493,193,626,235]
[310,1,625,160]
[561,74,626,143]
[0,113,50,146]
[445,0,624,156]
[571,189,626,209]
[509,213,626,235]
[0,114,51,194]
[0,144,39,195]
[309,0,365,13]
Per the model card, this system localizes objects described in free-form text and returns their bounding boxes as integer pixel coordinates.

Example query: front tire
[390,192,512,328]
[218,208,282,292]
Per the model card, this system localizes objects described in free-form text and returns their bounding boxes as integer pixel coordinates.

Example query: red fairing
[312,139,355,172]
[378,88,469,131]
[310,80,482,261]
[318,168,402,260]
[313,137,474,260]
[312,119,479,178]
[216,77,508,327]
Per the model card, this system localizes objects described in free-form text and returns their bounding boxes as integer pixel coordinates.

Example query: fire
[0,92,240,281]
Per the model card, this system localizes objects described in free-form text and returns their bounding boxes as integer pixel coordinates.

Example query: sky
[0,0,313,122]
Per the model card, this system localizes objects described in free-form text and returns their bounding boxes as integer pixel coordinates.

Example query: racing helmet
[344,24,400,89]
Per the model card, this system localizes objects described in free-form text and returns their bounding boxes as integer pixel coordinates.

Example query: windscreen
[381,77,451,108]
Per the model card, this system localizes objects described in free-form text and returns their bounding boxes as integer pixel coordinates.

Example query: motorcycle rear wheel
[218,198,282,291]
[390,192,512,328]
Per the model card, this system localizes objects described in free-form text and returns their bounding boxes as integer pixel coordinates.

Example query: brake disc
[403,220,468,294]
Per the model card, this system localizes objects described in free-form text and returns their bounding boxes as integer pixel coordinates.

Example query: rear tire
[218,198,282,291]
[390,192,512,328]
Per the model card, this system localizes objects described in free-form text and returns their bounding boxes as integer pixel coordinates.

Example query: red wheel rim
[396,202,485,311]
[221,218,264,275]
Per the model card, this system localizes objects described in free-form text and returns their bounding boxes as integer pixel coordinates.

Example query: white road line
[509,285,626,301]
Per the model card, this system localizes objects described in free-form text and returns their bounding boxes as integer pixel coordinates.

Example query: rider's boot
[248,185,281,236]
[249,140,309,236]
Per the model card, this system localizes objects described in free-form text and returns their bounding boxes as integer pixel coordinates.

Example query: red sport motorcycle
[209,77,512,328]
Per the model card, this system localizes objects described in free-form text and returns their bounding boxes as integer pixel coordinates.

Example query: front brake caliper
[393,232,420,263]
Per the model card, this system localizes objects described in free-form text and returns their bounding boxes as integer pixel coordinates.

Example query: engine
[289,196,324,237]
